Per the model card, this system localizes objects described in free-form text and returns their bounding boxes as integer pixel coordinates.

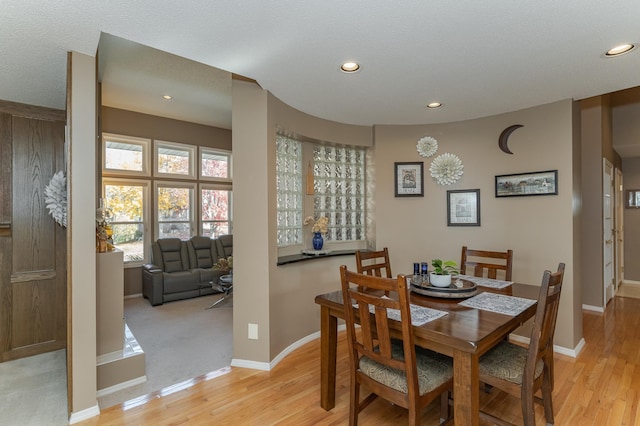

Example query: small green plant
[431,259,459,275]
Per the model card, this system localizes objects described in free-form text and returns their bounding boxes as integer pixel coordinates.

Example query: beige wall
[612,91,640,280]
[68,51,99,419]
[375,100,580,349]
[231,85,583,361]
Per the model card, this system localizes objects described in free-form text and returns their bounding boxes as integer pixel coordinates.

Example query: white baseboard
[231,324,347,372]
[124,293,143,299]
[96,376,147,397]
[68,403,100,424]
[582,304,605,313]
[509,334,584,358]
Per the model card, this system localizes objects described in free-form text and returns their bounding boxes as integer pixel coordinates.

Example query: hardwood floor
[77,296,640,425]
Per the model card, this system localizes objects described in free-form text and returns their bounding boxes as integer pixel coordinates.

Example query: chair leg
[521,387,536,426]
[349,379,360,426]
[439,391,451,423]
[541,384,554,425]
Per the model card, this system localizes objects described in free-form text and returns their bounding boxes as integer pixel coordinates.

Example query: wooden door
[0,106,67,362]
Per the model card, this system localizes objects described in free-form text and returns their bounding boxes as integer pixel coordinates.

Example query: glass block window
[276,135,303,246]
[313,145,365,241]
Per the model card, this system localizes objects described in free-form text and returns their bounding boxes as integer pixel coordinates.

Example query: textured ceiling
[2,1,640,129]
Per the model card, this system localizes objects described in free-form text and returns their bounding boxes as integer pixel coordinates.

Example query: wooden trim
[0,99,65,122]
[10,270,57,283]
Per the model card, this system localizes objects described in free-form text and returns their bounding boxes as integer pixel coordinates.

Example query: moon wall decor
[498,124,523,154]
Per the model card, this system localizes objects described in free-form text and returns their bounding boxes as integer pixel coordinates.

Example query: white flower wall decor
[416,136,438,158]
[429,153,464,186]
[44,170,67,228]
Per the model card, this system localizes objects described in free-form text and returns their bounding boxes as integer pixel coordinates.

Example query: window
[200,147,231,181]
[276,135,303,246]
[103,179,150,264]
[313,145,366,241]
[102,133,150,176]
[154,140,196,178]
[155,182,196,240]
[201,185,232,237]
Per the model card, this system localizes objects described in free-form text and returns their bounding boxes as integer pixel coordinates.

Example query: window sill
[277,249,357,266]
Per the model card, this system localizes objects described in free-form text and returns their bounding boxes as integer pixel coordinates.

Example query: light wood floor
[76,296,640,425]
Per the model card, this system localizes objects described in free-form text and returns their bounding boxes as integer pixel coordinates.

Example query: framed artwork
[394,162,424,197]
[495,170,558,197]
[447,189,480,226]
[626,190,640,208]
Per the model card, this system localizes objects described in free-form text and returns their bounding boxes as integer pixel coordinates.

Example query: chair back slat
[524,263,565,387]
[340,265,415,381]
[356,248,392,278]
[461,246,514,281]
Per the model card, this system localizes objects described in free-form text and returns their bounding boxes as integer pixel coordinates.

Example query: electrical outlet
[248,323,258,340]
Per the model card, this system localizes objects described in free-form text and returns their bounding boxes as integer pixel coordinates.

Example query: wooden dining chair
[478,263,565,426]
[339,265,453,425]
[460,246,513,281]
[355,247,392,278]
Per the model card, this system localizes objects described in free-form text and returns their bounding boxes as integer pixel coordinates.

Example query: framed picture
[626,190,640,208]
[447,189,480,226]
[394,162,424,197]
[495,170,558,198]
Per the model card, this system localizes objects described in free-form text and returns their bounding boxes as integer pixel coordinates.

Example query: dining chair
[339,265,453,425]
[355,247,392,278]
[460,246,513,281]
[478,262,565,426]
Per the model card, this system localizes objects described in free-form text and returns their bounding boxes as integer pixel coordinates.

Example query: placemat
[456,274,513,289]
[356,297,448,326]
[458,292,535,316]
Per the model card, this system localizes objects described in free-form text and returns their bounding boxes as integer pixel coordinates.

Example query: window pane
[105,142,143,171]
[158,222,191,240]
[202,189,229,221]
[111,223,144,262]
[104,183,146,263]
[202,151,229,178]
[313,145,365,242]
[276,135,303,246]
[158,187,191,221]
[203,222,230,238]
[158,147,190,175]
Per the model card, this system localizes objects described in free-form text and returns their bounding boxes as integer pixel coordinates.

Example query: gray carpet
[0,349,68,426]
[98,293,233,409]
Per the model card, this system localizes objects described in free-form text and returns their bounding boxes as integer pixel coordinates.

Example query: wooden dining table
[314,282,538,425]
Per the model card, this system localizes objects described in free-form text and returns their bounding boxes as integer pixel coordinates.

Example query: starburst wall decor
[429,153,464,186]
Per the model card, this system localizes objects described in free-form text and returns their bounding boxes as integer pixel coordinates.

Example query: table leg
[453,349,480,425]
[320,306,338,410]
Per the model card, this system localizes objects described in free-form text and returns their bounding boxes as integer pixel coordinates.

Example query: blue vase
[312,232,324,250]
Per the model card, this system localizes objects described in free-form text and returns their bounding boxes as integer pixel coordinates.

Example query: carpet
[98,293,233,409]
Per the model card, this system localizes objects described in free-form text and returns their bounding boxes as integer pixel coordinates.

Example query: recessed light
[340,62,360,73]
[426,102,442,109]
[162,95,173,100]
[605,43,635,57]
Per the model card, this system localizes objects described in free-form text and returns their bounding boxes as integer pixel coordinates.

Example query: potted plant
[430,259,459,287]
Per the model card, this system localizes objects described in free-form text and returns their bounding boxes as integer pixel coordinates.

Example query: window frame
[102,177,151,267]
[102,133,151,177]
[200,183,233,238]
[199,147,232,183]
[154,181,197,241]
[154,140,197,179]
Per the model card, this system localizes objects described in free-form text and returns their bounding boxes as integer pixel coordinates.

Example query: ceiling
[2,1,640,130]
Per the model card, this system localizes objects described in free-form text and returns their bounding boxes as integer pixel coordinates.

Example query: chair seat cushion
[479,341,544,384]
[358,342,452,395]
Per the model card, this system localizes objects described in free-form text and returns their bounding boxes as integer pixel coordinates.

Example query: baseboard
[582,304,605,313]
[622,280,640,286]
[231,324,347,372]
[68,403,100,424]
[124,293,143,299]
[509,334,584,358]
[96,376,147,397]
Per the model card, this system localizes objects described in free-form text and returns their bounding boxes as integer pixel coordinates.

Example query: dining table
[314,276,538,426]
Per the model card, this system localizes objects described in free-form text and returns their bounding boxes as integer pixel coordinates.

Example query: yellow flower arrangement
[304,216,329,234]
